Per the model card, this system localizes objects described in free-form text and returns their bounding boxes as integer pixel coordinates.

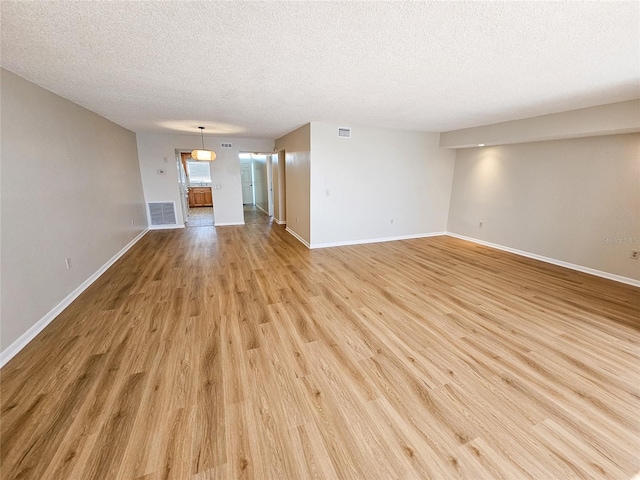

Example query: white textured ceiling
[1,1,639,139]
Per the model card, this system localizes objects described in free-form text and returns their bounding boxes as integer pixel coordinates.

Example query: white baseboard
[310,231,447,249]
[446,232,640,288]
[286,227,311,248]
[149,224,184,230]
[255,204,269,215]
[0,229,149,368]
[214,221,245,226]
[274,218,286,225]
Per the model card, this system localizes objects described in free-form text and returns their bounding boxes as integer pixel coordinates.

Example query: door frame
[267,153,274,217]
[175,150,189,224]
[176,150,215,225]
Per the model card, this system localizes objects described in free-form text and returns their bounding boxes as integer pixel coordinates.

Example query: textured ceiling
[1,1,639,139]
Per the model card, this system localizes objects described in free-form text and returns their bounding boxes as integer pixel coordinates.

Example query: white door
[241,162,254,204]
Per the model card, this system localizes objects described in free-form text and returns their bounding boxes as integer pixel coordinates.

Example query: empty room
[1,2,639,479]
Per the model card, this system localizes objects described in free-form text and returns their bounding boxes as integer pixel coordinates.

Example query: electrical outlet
[65,257,72,269]
[130,219,135,226]
[632,251,640,260]
[479,221,484,228]
[296,217,300,224]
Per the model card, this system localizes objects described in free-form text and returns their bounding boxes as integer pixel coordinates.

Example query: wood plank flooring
[1,206,639,479]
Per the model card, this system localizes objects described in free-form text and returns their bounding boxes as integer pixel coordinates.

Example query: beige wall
[272,150,286,224]
[272,153,280,222]
[440,100,640,148]
[447,133,640,282]
[310,123,455,247]
[275,124,311,244]
[1,69,147,352]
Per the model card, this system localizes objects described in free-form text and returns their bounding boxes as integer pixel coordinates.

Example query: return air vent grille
[221,143,232,148]
[338,127,351,138]
[148,202,177,226]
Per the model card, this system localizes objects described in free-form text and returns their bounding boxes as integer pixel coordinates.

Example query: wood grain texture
[1,206,639,479]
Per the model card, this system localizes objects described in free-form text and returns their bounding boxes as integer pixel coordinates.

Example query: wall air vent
[338,127,351,138]
[148,202,177,226]
[221,143,232,148]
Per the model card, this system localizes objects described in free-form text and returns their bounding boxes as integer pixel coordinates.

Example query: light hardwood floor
[1,207,639,479]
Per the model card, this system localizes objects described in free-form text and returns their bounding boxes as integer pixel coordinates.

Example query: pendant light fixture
[191,126,216,162]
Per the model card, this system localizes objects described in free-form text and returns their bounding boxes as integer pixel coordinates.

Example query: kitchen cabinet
[188,187,213,207]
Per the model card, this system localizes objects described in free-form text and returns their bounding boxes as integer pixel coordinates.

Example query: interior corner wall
[1,68,147,352]
[272,153,282,223]
[136,133,274,226]
[310,123,456,247]
[275,124,311,245]
[447,133,640,281]
[274,150,287,224]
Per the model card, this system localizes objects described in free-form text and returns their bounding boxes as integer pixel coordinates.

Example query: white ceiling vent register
[148,202,177,226]
[221,142,232,148]
[338,127,351,138]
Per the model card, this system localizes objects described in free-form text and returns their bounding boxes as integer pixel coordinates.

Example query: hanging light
[191,126,216,161]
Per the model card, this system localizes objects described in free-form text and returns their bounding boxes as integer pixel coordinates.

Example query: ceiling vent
[338,127,351,138]
[221,142,232,148]
[148,202,177,226]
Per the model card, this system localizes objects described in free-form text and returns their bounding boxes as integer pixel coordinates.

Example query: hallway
[243,204,271,225]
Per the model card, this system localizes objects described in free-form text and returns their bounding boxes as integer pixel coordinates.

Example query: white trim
[255,204,269,215]
[214,221,245,226]
[446,232,640,287]
[0,229,149,368]
[274,218,286,225]
[286,227,311,248]
[149,224,184,230]
[310,232,447,249]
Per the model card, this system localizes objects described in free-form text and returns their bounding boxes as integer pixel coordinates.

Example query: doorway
[239,152,274,222]
[177,151,215,227]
